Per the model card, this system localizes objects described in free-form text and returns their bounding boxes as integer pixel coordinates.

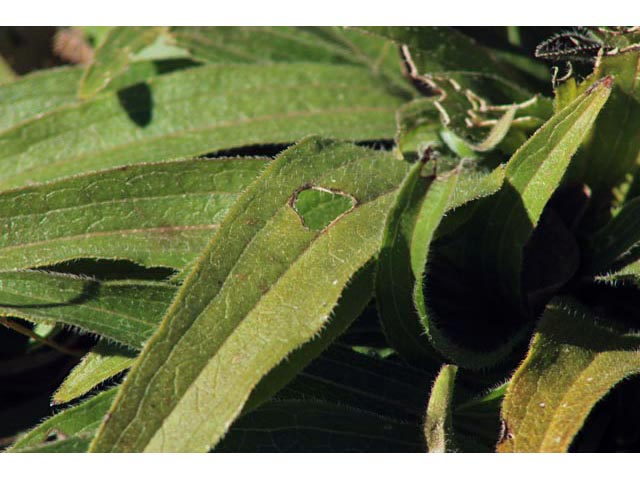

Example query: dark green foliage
[2,26,640,453]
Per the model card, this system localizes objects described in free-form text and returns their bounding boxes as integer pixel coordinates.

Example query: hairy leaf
[244,264,375,413]
[7,387,117,452]
[53,341,137,405]
[425,364,458,452]
[0,157,265,270]
[497,298,640,452]
[90,137,409,452]
[0,63,404,189]
[0,59,198,134]
[470,77,612,311]
[376,159,457,364]
[0,271,174,348]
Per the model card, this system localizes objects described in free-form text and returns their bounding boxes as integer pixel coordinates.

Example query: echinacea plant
[1,26,640,453]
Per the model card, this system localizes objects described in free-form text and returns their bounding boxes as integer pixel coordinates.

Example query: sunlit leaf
[52,341,136,405]
[425,364,457,452]
[497,298,640,452]
[0,157,265,271]
[90,137,410,452]
[0,63,404,189]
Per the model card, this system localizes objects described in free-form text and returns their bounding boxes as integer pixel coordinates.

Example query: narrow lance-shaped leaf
[425,364,458,453]
[0,157,265,271]
[7,387,118,452]
[497,298,640,453]
[52,341,137,405]
[377,153,506,367]
[78,27,166,99]
[376,159,450,364]
[0,63,404,189]
[472,77,612,311]
[90,137,410,452]
[0,271,175,348]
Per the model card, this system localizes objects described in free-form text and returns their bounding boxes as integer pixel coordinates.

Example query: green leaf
[90,137,410,452]
[291,187,356,231]
[469,77,612,311]
[171,26,364,65]
[171,27,409,92]
[0,59,197,134]
[394,98,441,155]
[53,341,137,405]
[78,27,166,99]
[425,364,457,452]
[244,263,375,413]
[571,50,640,202]
[0,271,175,348]
[0,63,404,189]
[376,159,457,364]
[413,78,611,370]
[582,196,640,276]
[7,387,117,452]
[497,298,640,452]
[217,399,423,453]
[0,156,265,271]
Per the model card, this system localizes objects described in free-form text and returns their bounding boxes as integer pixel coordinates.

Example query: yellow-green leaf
[498,298,640,452]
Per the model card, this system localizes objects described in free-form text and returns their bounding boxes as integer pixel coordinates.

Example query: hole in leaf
[291,186,356,231]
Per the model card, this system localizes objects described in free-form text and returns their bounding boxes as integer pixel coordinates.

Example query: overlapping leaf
[90,137,410,452]
[0,63,404,189]
[7,387,118,452]
[0,271,174,348]
[52,341,136,405]
[78,27,166,99]
[498,298,640,452]
[376,159,458,364]
[464,77,612,311]
[360,27,553,152]
[171,27,409,92]
[0,59,198,134]
[0,156,265,271]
